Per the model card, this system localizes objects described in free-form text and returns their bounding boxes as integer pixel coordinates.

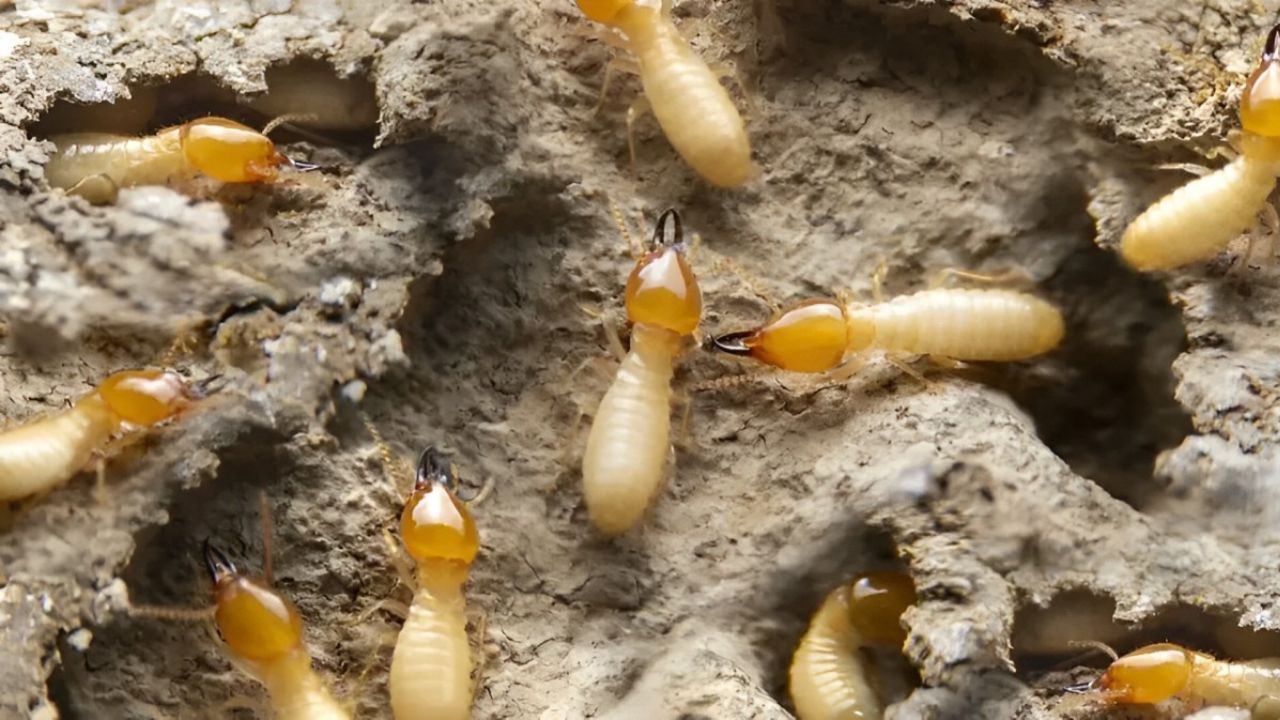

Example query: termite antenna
[1266,22,1280,61]
[1062,681,1096,695]
[708,330,754,356]
[191,373,225,399]
[1068,639,1120,662]
[416,447,457,490]
[258,491,274,585]
[261,113,320,137]
[651,208,684,250]
[203,541,238,585]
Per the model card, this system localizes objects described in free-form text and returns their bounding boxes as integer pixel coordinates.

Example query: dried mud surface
[1,0,1280,718]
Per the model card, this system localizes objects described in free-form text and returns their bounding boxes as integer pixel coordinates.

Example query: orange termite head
[180,117,293,183]
[400,447,480,570]
[847,571,917,647]
[624,208,703,336]
[1241,23,1280,137]
[204,542,304,663]
[710,300,849,373]
[97,369,195,427]
[575,0,635,24]
[1091,643,1194,705]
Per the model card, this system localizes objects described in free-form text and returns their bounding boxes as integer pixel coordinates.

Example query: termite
[582,207,702,536]
[1119,22,1280,271]
[385,446,480,720]
[0,369,201,502]
[789,571,916,720]
[1078,642,1280,713]
[575,0,754,188]
[44,116,317,204]
[710,275,1064,375]
[130,500,348,719]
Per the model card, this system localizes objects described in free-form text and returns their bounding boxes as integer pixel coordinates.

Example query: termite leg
[1225,128,1245,158]
[462,475,494,507]
[381,527,417,591]
[65,173,119,205]
[94,457,108,506]
[926,266,1035,290]
[594,57,641,116]
[626,95,654,177]
[1155,161,1215,177]
[601,314,628,363]
[871,258,890,303]
[673,390,696,451]
[885,354,931,385]
[708,62,755,115]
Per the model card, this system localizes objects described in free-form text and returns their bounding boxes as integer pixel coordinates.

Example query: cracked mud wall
[3,0,1280,719]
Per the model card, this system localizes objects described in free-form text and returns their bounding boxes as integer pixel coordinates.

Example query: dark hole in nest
[29,59,378,148]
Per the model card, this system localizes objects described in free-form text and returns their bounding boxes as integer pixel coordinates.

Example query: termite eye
[214,577,304,662]
[97,370,192,426]
[847,571,916,647]
[181,118,286,183]
[624,246,702,335]
[715,301,848,373]
[575,0,633,23]
[1096,643,1192,704]
[400,482,479,566]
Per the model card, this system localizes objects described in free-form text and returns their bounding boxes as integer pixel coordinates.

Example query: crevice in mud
[29,61,377,145]
[964,175,1193,507]
[1012,589,1280,677]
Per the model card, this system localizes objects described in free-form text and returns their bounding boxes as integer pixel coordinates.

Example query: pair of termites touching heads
[581,208,1066,536]
[132,444,482,720]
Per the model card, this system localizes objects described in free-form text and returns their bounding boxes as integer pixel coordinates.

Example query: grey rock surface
[1,0,1279,718]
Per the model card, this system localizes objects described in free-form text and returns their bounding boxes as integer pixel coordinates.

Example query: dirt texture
[2,0,1280,718]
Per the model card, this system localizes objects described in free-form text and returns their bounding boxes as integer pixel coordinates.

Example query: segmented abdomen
[0,397,114,501]
[390,584,471,720]
[636,25,752,188]
[45,131,186,192]
[262,655,350,720]
[582,332,676,536]
[1120,156,1277,271]
[864,289,1063,361]
[1189,657,1280,708]
[789,590,880,720]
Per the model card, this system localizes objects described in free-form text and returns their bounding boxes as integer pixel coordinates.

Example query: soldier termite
[710,272,1064,375]
[1120,22,1280,271]
[789,571,917,720]
[582,207,703,536]
[1072,642,1280,714]
[44,116,318,204]
[575,0,754,187]
[0,369,203,503]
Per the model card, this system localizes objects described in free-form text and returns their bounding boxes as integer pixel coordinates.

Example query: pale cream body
[582,324,679,536]
[248,650,349,720]
[45,128,188,194]
[845,288,1064,361]
[0,395,116,501]
[789,587,881,720]
[389,564,472,720]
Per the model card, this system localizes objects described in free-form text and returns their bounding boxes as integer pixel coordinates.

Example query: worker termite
[789,571,917,720]
[361,418,484,720]
[582,207,702,536]
[130,501,348,719]
[44,116,318,205]
[710,270,1064,375]
[1119,22,1280,271]
[0,369,203,503]
[575,0,754,188]
[1074,642,1280,714]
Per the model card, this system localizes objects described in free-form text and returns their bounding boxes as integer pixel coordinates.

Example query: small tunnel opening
[963,175,1193,507]
[1012,589,1280,689]
[29,59,377,145]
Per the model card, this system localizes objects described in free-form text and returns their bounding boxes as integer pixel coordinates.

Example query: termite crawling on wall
[44,116,318,204]
[710,277,1064,375]
[582,207,703,536]
[574,0,754,188]
[0,369,203,503]
[1120,22,1280,271]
